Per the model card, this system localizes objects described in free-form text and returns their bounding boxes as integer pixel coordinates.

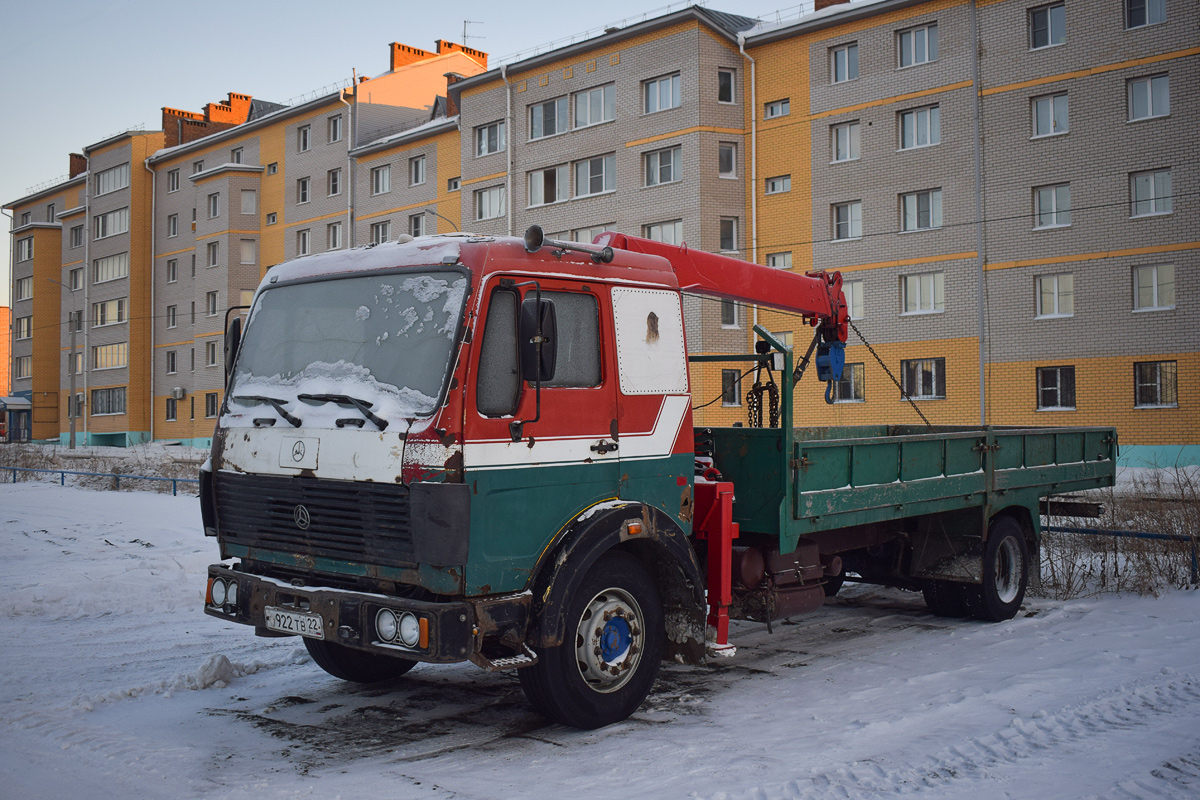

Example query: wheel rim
[575,587,644,694]
[993,536,1023,604]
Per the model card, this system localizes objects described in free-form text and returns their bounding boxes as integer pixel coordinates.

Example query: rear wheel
[519,551,664,729]
[304,638,417,683]
[963,516,1029,622]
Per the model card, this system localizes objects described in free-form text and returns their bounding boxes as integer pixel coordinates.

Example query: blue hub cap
[599,616,632,662]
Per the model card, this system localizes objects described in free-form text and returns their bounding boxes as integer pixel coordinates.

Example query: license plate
[264,606,325,639]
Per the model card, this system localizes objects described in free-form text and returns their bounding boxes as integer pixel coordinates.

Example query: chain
[847,319,933,430]
[746,359,780,428]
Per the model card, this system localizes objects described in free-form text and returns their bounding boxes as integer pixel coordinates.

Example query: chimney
[69,153,88,179]
[815,0,851,10]
[444,72,466,116]
[434,40,489,69]
[390,42,433,71]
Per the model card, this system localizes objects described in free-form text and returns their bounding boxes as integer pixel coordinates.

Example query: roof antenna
[463,19,484,48]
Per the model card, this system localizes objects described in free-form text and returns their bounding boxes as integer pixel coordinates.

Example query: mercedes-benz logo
[291,441,306,462]
[294,504,311,530]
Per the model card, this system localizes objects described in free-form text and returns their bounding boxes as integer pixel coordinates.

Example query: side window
[476,290,520,416]
[542,291,601,388]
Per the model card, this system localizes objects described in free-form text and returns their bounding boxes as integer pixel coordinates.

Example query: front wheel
[519,551,664,729]
[963,516,1029,622]
[304,638,417,683]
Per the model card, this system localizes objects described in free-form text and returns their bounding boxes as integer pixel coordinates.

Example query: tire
[963,516,1029,622]
[304,638,417,683]
[823,572,845,598]
[922,580,969,617]
[519,551,664,729]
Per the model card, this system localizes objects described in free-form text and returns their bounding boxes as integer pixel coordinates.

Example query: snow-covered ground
[1,481,1197,799]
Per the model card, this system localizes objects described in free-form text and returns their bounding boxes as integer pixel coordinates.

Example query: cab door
[462,276,619,595]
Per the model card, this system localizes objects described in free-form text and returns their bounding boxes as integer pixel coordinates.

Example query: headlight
[225,580,238,606]
[376,608,398,642]
[211,578,227,606]
[398,612,420,647]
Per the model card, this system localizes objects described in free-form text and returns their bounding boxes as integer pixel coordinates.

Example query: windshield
[227,270,468,424]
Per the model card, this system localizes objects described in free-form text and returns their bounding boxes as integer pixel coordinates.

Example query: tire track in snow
[704,675,1200,800]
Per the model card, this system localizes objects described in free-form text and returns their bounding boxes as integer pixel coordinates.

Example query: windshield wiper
[298,393,388,431]
[232,395,302,428]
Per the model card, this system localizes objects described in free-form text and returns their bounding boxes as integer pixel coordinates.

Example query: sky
[0,0,807,300]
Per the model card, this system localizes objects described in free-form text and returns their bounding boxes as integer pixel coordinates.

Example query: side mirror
[519,296,557,383]
[224,316,242,383]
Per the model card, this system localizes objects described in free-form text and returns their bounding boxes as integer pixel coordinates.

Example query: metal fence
[2,466,199,496]
[1044,525,1199,584]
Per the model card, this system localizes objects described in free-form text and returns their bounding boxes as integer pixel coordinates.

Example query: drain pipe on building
[341,75,356,247]
[81,154,90,444]
[144,156,156,442]
[501,63,513,237]
[739,33,759,335]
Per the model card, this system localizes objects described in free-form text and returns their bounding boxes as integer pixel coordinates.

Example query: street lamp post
[47,277,78,449]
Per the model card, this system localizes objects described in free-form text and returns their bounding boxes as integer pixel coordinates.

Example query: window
[529,165,569,206]
[899,23,938,66]
[15,276,32,301]
[230,147,242,164]
[70,353,82,375]
[69,268,83,290]
[410,155,426,186]
[1029,3,1065,49]
[574,225,610,243]
[297,177,311,204]
[1032,93,1069,137]
[46,203,54,221]
[1037,366,1076,409]
[832,121,860,162]
[240,189,257,214]
[645,74,681,113]
[206,241,219,267]
[94,207,129,239]
[296,228,311,255]
[327,222,342,250]
[721,299,738,327]
[166,305,177,328]
[409,213,425,237]
[207,192,219,218]
[901,189,943,231]
[92,342,127,370]
[1131,169,1172,216]
[70,225,84,248]
[93,252,129,283]
[206,291,219,316]
[475,186,506,220]
[167,169,179,192]
[901,358,945,399]
[476,290,520,416]
[844,280,865,319]
[530,291,601,389]
[15,316,32,340]
[767,252,792,269]
[476,121,506,156]
[240,240,255,265]
[1135,361,1177,407]
[574,84,616,128]
[94,163,130,196]
[531,96,569,139]
[166,350,177,374]
[575,154,615,197]
[721,369,742,406]
[166,259,178,283]
[15,356,32,380]
[206,393,219,418]
[91,387,127,416]
[1133,264,1174,310]
[191,302,196,324]
[765,175,791,195]
[166,398,177,421]
[718,143,737,178]
[719,218,738,252]
[833,201,862,240]
[1129,75,1169,120]
[765,99,790,119]
[20,211,30,225]
[832,43,858,82]
[644,147,681,187]
[832,363,865,402]
[266,212,277,225]
[1035,184,1071,228]
[900,106,940,149]
[91,298,127,326]
[193,160,205,174]
[644,220,683,245]
[1126,0,1165,28]
[370,220,391,243]
[448,177,461,192]
[902,272,945,314]
[206,342,218,366]
[1036,273,1074,317]
[328,114,343,143]
[16,237,33,261]
[370,165,390,195]
[297,125,311,152]
[266,162,278,175]
[167,214,178,238]
[718,69,735,103]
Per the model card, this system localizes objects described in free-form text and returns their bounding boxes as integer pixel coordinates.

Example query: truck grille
[215,473,414,566]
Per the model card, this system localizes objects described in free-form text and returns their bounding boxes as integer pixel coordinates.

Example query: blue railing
[1044,525,1199,584]
[2,466,199,496]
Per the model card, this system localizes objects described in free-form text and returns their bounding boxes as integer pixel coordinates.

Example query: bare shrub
[0,443,204,496]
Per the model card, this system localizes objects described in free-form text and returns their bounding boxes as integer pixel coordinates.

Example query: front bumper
[204,565,480,663]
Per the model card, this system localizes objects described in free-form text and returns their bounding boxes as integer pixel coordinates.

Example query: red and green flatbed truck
[201,227,1116,728]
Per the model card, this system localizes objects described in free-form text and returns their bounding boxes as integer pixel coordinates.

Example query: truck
[201,227,1117,729]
